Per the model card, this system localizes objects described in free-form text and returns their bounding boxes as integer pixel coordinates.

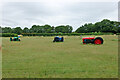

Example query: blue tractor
[53,36,64,42]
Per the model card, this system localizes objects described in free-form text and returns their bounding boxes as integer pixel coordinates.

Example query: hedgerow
[0,33,18,37]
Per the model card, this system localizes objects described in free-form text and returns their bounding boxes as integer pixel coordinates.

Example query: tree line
[1,25,73,34]
[76,19,120,33]
[0,19,120,34]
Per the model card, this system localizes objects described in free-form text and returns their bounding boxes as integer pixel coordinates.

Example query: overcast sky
[1,1,118,31]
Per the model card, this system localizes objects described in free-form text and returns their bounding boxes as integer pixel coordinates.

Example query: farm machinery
[10,37,21,41]
[82,37,103,44]
[53,36,64,42]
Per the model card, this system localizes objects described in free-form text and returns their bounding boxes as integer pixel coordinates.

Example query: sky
[0,0,119,31]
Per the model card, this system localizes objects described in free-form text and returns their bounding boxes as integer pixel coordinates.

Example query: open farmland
[2,35,118,78]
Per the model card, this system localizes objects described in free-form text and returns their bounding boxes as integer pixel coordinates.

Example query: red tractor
[82,37,103,44]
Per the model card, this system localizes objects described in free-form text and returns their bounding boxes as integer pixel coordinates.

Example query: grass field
[2,35,118,78]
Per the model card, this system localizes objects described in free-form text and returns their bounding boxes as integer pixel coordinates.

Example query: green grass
[2,35,118,78]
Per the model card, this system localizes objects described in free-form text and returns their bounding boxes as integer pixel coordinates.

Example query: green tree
[2,27,12,33]
[75,26,86,33]
[75,19,120,33]
[55,25,73,33]
[12,27,22,34]
[44,24,54,33]
[23,27,30,33]
[30,25,43,33]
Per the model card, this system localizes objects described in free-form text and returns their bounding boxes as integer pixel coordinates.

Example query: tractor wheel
[53,40,55,42]
[61,37,64,42]
[10,38,12,41]
[93,37,103,44]
[19,39,21,41]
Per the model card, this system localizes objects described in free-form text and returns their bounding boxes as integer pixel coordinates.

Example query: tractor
[53,36,64,42]
[10,37,21,41]
[82,37,103,44]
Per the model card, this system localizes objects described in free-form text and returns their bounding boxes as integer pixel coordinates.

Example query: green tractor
[10,37,21,41]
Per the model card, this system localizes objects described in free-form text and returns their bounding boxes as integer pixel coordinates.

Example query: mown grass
[2,35,118,78]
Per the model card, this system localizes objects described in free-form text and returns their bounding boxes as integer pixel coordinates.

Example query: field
[2,35,118,78]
